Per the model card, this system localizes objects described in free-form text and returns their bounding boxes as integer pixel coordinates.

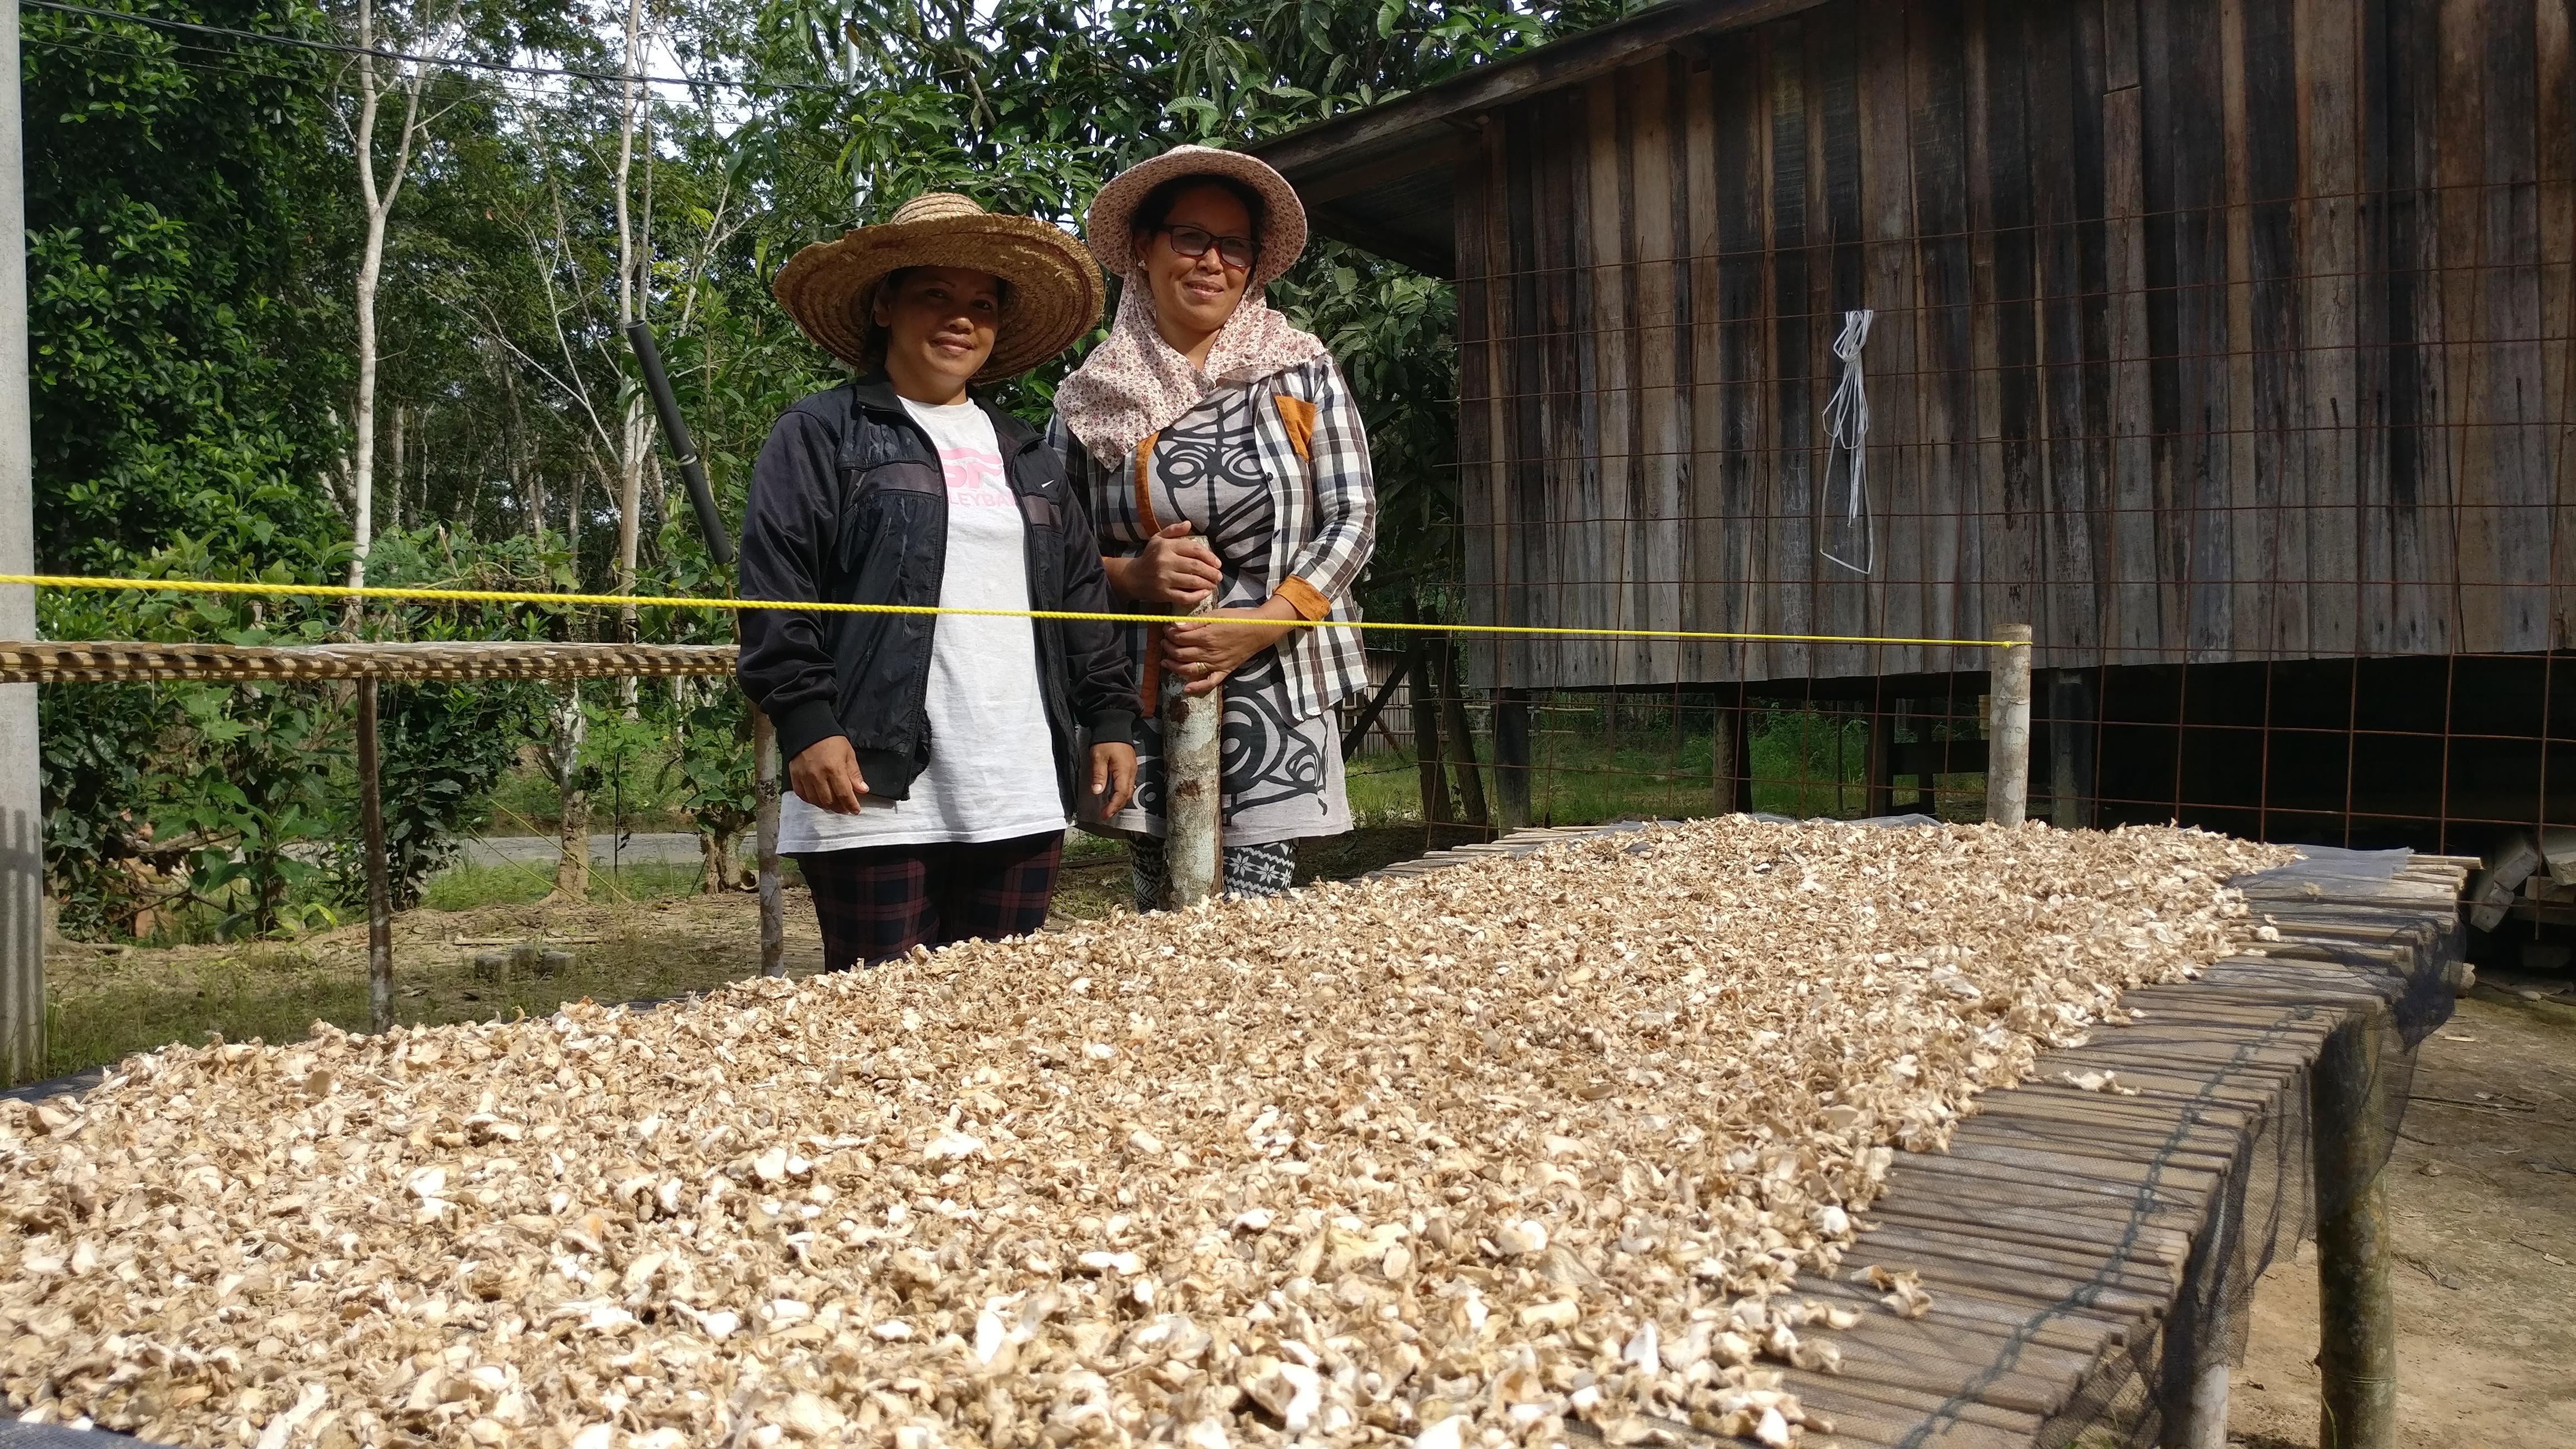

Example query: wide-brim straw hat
[1083,144,1309,287]
[772,192,1104,384]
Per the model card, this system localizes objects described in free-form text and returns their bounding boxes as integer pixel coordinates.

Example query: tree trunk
[550,686,589,902]
[612,0,648,708]
[699,829,736,894]
[343,0,436,605]
[386,404,404,536]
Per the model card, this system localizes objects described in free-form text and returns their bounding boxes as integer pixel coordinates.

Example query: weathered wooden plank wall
[1455,0,2575,689]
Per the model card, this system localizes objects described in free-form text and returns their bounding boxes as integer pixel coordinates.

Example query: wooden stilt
[1866,695,1895,818]
[357,679,394,1034]
[1406,601,1451,826]
[754,707,783,977]
[2313,1014,2397,1449]
[1712,700,1737,819]
[1987,625,2035,824]
[1163,681,1223,907]
[2052,668,2094,828]
[1494,687,1532,829]
[1436,636,1488,827]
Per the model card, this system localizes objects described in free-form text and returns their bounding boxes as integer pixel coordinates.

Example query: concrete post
[0,0,46,1081]
[1985,624,2034,825]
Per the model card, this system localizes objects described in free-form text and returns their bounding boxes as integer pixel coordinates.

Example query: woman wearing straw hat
[1050,146,1377,907]
[738,192,1137,969]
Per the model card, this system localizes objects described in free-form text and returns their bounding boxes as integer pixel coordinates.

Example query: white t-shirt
[778,396,1068,853]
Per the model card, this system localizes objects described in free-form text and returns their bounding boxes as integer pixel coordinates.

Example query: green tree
[22,0,355,575]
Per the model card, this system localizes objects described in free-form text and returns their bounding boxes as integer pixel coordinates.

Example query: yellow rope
[0,573,2029,649]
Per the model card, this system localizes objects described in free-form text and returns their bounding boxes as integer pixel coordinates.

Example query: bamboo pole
[1985,624,2034,824]
[754,708,783,976]
[356,680,394,1034]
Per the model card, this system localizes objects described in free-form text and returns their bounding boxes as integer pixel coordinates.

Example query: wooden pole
[1494,687,1532,829]
[1162,689,1222,908]
[356,680,394,1034]
[1711,701,1737,818]
[2051,668,2094,829]
[2312,1013,2397,1449]
[1405,601,1451,826]
[1865,696,1895,818]
[1986,624,2034,824]
[1436,635,1488,827]
[1159,594,1223,908]
[753,708,783,976]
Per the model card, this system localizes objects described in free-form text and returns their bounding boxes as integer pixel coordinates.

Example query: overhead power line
[22,0,852,94]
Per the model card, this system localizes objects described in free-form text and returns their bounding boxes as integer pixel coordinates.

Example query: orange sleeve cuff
[1275,575,1331,622]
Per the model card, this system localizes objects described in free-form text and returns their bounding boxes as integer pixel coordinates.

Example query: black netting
[2013,852,2447,1449]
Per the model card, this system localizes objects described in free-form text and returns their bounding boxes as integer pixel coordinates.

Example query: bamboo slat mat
[1376,823,2468,1448]
[0,639,738,683]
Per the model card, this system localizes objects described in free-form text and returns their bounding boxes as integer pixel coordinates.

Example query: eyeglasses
[1155,224,1259,271]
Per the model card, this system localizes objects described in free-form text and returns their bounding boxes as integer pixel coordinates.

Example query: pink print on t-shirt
[939,445,1014,511]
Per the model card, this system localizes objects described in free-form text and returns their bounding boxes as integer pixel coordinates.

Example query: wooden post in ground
[1986,624,2034,824]
[1435,636,1488,827]
[1406,603,1452,826]
[1865,695,1895,817]
[1163,683,1222,907]
[2051,668,2092,828]
[1494,687,1532,829]
[356,680,394,1033]
[1161,597,1222,908]
[1712,700,1737,817]
[753,708,783,976]
[2312,1013,2397,1449]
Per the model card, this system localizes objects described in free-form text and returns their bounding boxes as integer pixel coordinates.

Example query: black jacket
[734,375,1138,812]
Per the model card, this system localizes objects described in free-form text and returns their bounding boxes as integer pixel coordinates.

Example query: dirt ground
[2228,979,2576,1449]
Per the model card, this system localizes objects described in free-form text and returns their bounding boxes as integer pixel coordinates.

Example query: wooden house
[1251,0,2575,854]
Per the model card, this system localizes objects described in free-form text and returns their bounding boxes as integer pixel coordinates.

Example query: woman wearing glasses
[1050,145,1378,906]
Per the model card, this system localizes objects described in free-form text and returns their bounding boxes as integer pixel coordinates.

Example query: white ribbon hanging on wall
[1819,308,1875,576]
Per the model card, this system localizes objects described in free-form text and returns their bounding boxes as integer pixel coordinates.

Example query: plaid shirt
[1048,356,1377,722]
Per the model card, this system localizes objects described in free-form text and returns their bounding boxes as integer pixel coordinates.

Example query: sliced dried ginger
[0,819,2287,1449]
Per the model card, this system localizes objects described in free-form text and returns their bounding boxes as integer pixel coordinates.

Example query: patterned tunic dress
[1100,385,1351,849]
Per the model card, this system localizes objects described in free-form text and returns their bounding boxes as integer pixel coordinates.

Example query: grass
[39,923,782,1085]
[419,858,753,912]
[1349,705,1990,828]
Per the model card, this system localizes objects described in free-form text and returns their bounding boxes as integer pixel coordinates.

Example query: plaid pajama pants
[795,831,1063,971]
